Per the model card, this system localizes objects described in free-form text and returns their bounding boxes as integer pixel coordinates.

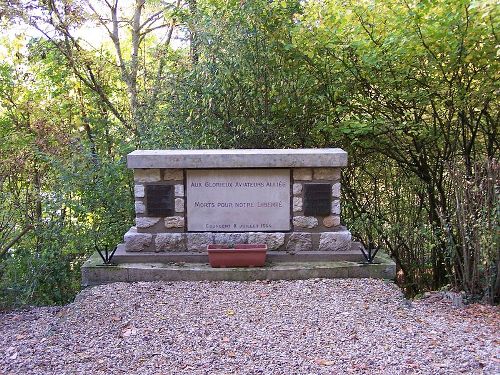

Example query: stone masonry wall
[134,168,185,234]
[291,168,341,232]
[125,167,351,252]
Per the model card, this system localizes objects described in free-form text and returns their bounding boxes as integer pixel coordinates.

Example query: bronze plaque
[145,184,174,217]
[303,183,331,216]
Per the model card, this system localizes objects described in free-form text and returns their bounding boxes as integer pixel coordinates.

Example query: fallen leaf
[9,352,18,360]
[315,358,335,366]
[226,309,235,316]
[121,325,137,337]
[227,351,236,357]
[222,336,230,342]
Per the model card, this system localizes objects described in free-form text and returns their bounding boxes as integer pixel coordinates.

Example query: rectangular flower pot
[207,244,268,268]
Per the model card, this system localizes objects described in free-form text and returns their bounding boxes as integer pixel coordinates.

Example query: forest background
[0,0,498,307]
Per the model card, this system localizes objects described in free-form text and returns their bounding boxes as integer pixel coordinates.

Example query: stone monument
[81,148,396,285]
[124,148,351,253]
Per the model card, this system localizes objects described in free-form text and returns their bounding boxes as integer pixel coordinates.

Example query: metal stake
[96,245,117,265]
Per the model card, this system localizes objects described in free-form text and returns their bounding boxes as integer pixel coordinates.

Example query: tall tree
[9,0,183,142]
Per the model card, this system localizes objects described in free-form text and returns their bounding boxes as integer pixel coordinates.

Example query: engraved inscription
[145,184,174,217]
[186,169,290,232]
[303,183,332,216]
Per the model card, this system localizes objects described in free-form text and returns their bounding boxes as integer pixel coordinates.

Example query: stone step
[112,243,369,264]
[81,250,396,287]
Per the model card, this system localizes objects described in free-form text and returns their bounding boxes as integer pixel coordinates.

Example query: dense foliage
[0,0,498,307]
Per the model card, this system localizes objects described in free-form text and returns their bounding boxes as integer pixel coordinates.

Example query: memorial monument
[82,148,395,285]
[124,148,351,253]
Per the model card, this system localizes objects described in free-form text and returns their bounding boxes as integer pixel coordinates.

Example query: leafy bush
[438,159,499,303]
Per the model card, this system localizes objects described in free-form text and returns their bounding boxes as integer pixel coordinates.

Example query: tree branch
[0,225,33,259]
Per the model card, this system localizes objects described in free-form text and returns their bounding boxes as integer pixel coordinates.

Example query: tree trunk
[188,0,199,64]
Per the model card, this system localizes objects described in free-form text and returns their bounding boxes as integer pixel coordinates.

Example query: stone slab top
[127,148,348,169]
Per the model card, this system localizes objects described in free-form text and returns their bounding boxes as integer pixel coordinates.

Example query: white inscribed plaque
[186,169,290,232]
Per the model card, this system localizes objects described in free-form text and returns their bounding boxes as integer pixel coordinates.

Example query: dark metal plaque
[145,184,174,216]
[303,183,331,216]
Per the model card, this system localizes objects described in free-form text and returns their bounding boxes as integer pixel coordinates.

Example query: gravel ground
[0,279,499,375]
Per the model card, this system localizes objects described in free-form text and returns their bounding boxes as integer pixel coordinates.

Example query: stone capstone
[155,233,186,252]
[293,216,318,229]
[286,233,312,252]
[293,168,313,181]
[214,233,248,246]
[186,232,214,252]
[134,184,145,198]
[293,197,303,212]
[128,149,348,169]
[323,215,340,228]
[136,217,161,229]
[164,216,185,228]
[318,230,352,251]
[313,168,341,181]
[175,198,184,213]
[247,232,285,251]
[134,169,161,182]
[124,227,152,252]
[163,169,183,181]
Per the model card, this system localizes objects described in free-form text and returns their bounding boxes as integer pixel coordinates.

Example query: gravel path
[1,279,499,374]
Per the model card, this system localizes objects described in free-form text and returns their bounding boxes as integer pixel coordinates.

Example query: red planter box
[207,244,268,268]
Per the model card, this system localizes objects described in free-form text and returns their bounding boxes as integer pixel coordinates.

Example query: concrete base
[81,246,396,287]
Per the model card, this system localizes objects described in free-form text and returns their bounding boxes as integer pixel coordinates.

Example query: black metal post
[96,245,117,265]
[360,242,379,263]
